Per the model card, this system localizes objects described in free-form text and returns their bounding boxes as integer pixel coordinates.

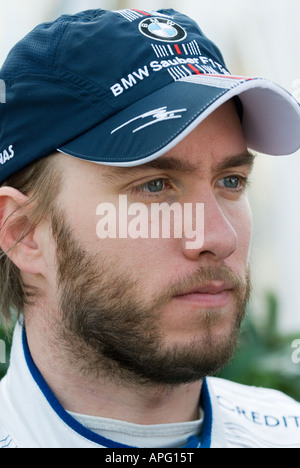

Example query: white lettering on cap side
[0,145,14,165]
[110,66,150,97]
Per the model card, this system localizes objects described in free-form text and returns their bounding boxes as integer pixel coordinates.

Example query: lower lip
[173,290,232,308]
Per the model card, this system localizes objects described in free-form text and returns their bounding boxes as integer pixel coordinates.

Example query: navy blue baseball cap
[0,8,300,183]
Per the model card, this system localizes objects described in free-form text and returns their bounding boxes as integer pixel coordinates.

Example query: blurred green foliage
[219,292,300,401]
[1,292,300,402]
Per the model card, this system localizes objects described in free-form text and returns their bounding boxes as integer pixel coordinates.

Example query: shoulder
[208,376,299,406]
[207,377,300,448]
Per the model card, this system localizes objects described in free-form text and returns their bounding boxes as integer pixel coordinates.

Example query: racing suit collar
[0,322,227,448]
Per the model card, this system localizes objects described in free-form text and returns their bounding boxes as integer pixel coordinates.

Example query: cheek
[96,236,175,300]
[227,197,253,268]
[110,237,170,271]
[62,198,99,245]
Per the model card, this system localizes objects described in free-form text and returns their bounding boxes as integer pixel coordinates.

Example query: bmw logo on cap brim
[139,18,187,42]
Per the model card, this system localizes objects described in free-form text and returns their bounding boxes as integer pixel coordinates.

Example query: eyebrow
[215,150,256,172]
[101,150,256,183]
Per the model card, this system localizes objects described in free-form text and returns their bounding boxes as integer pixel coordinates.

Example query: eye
[223,176,240,189]
[132,178,170,195]
[217,175,249,192]
[144,179,165,193]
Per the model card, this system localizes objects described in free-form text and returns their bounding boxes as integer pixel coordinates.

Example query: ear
[0,187,43,274]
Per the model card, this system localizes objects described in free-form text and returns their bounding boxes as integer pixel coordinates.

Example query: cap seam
[53,20,77,68]
[3,70,115,117]
[54,20,84,69]
[54,12,110,69]
[20,78,111,119]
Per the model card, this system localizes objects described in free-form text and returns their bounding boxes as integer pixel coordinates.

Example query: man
[0,8,299,449]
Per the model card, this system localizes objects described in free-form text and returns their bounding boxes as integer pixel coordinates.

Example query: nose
[181,188,238,262]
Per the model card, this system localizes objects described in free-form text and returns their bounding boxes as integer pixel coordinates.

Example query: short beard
[52,210,251,388]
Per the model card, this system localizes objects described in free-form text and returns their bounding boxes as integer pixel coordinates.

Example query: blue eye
[145,179,165,192]
[223,176,240,189]
[217,175,250,193]
[130,178,174,199]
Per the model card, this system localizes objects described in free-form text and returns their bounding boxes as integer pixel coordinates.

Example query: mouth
[173,282,234,307]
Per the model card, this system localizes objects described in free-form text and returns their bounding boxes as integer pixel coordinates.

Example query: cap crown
[0,9,229,181]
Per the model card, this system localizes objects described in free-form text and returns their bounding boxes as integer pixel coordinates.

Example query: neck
[24,316,202,425]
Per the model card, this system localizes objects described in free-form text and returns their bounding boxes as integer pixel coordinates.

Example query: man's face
[49,100,253,385]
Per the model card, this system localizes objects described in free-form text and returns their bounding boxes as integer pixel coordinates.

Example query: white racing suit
[0,322,299,448]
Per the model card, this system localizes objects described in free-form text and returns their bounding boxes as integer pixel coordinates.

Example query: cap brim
[58,75,300,166]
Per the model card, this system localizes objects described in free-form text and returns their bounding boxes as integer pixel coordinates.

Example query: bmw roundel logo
[139,18,187,43]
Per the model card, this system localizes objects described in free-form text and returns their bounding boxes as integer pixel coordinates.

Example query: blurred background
[0,0,300,399]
